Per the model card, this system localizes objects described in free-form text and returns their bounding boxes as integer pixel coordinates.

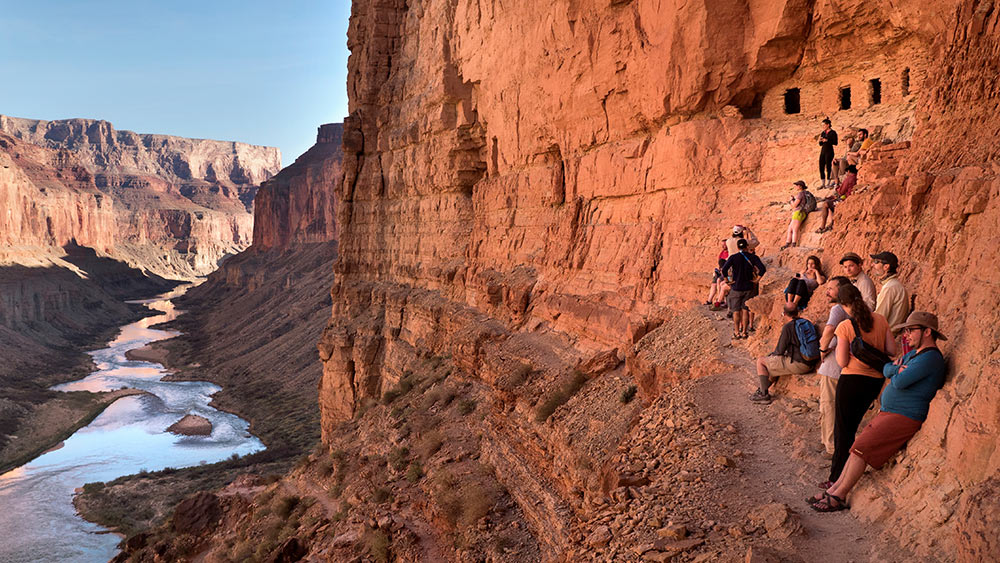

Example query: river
[0,286,264,563]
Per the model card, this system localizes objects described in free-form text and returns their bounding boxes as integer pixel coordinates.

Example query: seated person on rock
[725,224,759,256]
[815,164,857,234]
[784,254,827,310]
[750,304,821,404]
[835,128,868,182]
[706,239,731,310]
[809,311,947,512]
[721,237,766,340]
[839,251,877,310]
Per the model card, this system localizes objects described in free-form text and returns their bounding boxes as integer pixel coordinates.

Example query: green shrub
[457,399,476,415]
[389,447,410,472]
[417,430,444,461]
[364,528,390,563]
[535,371,588,422]
[373,487,392,504]
[405,461,424,483]
[620,384,638,404]
[272,495,300,519]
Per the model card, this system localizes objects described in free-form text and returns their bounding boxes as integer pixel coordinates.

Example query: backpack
[794,319,820,362]
[802,190,817,213]
[849,319,892,372]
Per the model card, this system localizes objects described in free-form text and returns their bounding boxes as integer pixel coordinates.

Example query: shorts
[851,411,923,469]
[727,289,754,312]
[713,268,724,282]
[762,356,813,376]
[792,210,807,222]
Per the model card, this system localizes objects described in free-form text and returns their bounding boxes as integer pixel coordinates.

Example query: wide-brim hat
[892,311,947,341]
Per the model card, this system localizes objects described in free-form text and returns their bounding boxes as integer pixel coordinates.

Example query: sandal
[810,492,849,512]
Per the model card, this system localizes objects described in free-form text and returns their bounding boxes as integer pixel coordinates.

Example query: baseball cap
[733,225,744,236]
[870,251,899,269]
[793,180,807,188]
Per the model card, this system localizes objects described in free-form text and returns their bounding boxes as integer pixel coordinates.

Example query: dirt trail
[693,302,882,562]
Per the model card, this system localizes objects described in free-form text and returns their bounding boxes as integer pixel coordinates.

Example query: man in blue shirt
[809,311,946,512]
[721,238,767,339]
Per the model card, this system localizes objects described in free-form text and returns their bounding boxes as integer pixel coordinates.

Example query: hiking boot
[726,311,733,319]
[750,390,772,404]
[709,303,725,311]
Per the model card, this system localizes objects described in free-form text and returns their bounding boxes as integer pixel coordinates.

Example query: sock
[759,375,771,393]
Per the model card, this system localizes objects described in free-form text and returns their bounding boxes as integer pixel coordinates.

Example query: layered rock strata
[0,115,282,278]
[252,123,342,250]
[317,0,997,559]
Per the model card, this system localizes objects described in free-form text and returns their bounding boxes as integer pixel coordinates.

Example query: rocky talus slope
[108,0,998,562]
[0,115,282,279]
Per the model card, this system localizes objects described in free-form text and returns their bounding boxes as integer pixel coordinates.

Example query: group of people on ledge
[703,116,947,513]
[782,118,877,249]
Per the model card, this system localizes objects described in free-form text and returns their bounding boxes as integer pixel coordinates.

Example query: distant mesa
[166,414,212,436]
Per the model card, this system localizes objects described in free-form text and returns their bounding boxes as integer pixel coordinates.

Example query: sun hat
[839,252,863,265]
[892,311,947,341]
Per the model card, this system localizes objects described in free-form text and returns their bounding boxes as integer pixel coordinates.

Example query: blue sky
[0,1,351,166]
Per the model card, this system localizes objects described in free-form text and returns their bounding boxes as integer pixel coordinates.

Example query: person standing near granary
[870,251,910,329]
[781,181,809,250]
[816,276,853,456]
[818,118,839,187]
[809,311,946,512]
[721,238,767,340]
[839,252,877,310]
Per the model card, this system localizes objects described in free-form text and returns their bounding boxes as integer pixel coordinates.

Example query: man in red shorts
[808,311,947,511]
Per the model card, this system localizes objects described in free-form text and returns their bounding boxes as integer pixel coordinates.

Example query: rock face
[318,0,998,559]
[252,124,342,251]
[0,115,282,278]
[0,133,114,253]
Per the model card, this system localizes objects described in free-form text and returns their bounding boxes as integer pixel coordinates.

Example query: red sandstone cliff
[252,123,341,251]
[311,0,997,560]
[0,115,282,278]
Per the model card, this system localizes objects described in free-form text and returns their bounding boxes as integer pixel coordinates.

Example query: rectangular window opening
[839,86,852,110]
[783,88,801,114]
[869,78,882,105]
[902,68,911,97]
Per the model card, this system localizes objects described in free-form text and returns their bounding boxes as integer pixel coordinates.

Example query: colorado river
[0,286,264,563]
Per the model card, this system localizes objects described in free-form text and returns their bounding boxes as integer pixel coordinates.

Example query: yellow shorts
[792,210,807,222]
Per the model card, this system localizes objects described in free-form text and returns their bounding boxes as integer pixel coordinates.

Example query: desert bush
[405,461,424,483]
[423,385,456,409]
[272,494,300,519]
[82,481,105,494]
[389,447,410,472]
[363,528,390,563]
[316,457,334,478]
[457,399,476,415]
[416,430,445,461]
[373,487,392,504]
[535,371,588,422]
[432,468,502,529]
[620,384,638,404]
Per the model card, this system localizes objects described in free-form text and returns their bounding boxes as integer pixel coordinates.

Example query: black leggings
[829,373,885,482]
[784,278,812,309]
[819,148,835,180]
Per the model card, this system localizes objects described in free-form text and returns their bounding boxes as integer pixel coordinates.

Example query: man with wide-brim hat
[809,310,946,512]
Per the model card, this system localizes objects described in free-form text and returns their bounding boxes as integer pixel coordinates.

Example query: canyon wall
[252,123,342,251]
[318,0,996,559]
[0,115,282,278]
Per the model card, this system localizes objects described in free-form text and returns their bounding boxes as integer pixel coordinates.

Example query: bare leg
[790,219,802,245]
[816,204,830,232]
[707,281,718,304]
[828,453,867,499]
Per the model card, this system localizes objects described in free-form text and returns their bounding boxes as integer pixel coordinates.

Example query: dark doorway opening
[783,88,801,114]
[839,87,852,110]
[869,78,882,105]
[902,68,911,96]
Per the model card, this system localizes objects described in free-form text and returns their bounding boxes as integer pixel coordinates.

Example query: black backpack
[802,190,817,213]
